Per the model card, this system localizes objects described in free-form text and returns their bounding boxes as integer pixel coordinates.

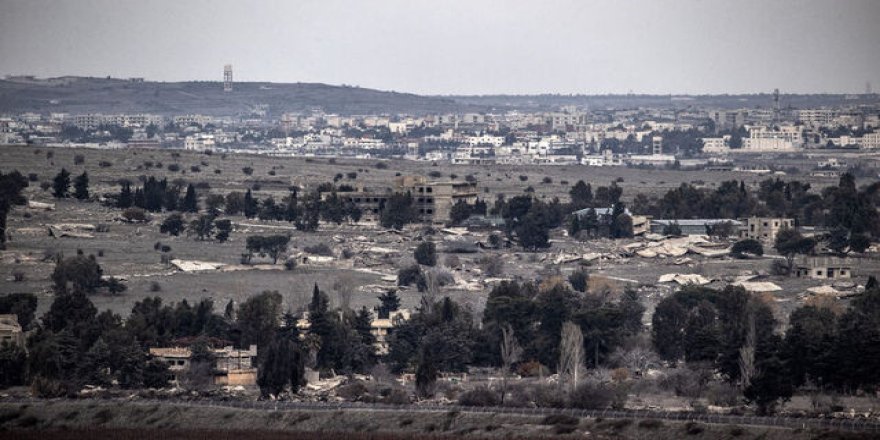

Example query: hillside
[0,76,477,117]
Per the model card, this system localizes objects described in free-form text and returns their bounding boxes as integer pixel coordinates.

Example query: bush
[149,281,162,292]
[568,270,589,292]
[458,386,500,407]
[190,165,201,173]
[519,175,528,181]
[28,173,38,182]
[242,166,254,175]
[770,259,791,276]
[478,255,504,276]
[13,272,25,282]
[374,162,388,169]
[542,176,553,184]
[541,414,579,426]
[121,207,149,223]
[414,242,437,266]
[74,154,85,165]
[568,381,615,409]
[167,163,181,172]
[444,255,461,269]
[706,382,741,407]
[284,259,297,271]
[427,268,455,286]
[731,239,763,258]
[303,243,334,256]
[336,381,369,401]
[397,265,425,290]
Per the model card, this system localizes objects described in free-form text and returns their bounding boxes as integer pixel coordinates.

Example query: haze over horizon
[1,0,879,96]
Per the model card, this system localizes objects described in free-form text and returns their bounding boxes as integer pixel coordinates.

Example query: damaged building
[795,256,854,280]
[337,175,478,224]
[149,345,258,386]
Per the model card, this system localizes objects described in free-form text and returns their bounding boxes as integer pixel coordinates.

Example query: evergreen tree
[308,284,337,369]
[377,290,401,319]
[569,180,593,210]
[0,171,28,250]
[160,214,185,236]
[52,168,71,198]
[73,171,89,200]
[258,327,305,397]
[117,182,133,208]
[244,189,258,219]
[182,184,198,213]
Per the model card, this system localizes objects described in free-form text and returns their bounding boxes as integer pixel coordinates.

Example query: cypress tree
[182,184,198,213]
[73,171,89,200]
[52,168,71,198]
[118,182,133,208]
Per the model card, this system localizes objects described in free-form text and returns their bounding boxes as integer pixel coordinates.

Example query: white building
[702,135,731,154]
[184,133,216,151]
[465,134,504,147]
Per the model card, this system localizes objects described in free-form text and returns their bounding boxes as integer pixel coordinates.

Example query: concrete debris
[553,253,581,265]
[658,273,711,286]
[366,246,398,255]
[582,252,602,262]
[807,285,841,296]
[732,281,783,293]
[27,200,55,210]
[48,224,96,238]
[171,259,225,272]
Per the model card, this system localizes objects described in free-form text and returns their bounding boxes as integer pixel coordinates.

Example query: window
[426,187,433,193]
[816,270,822,276]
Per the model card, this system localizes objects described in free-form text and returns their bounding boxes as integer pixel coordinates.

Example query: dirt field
[1,400,869,440]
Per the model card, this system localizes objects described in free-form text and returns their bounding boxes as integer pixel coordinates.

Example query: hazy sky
[1,0,879,95]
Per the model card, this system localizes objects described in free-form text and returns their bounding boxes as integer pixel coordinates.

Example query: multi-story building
[0,314,24,346]
[741,217,795,244]
[339,175,478,224]
[797,109,836,127]
[149,345,258,386]
[740,125,803,152]
[184,133,216,151]
[702,136,731,154]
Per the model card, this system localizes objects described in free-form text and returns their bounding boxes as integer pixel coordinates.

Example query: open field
[2,144,878,321]
[2,400,875,440]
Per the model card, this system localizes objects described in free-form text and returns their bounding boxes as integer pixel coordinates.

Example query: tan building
[741,217,794,244]
[795,256,853,280]
[371,309,411,355]
[0,314,24,347]
[340,175,478,224]
[149,345,258,386]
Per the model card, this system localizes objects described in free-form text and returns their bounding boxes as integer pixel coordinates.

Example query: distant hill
[0,76,479,117]
[2,76,877,117]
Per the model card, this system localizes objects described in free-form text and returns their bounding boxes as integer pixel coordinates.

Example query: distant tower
[223,64,233,92]
[772,88,780,122]
[652,136,663,155]
[867,81,873,95]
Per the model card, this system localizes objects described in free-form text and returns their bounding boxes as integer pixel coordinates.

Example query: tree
[415,348,438,398]
[188,214,215,240]
[225,191,245,215]
[731,239,763,258]
[568,270,589,293]
[0,342,27,388]
[0,171,28,250]
[258,329,306,397]
[744,340,793,415]
[499,324,522,404]
[245,235,290,264]
[237,291,283,349]
[0,293,38,329]
[380,192,417,229]
[558,321,584,392]
[243,189,258,219]
[569,180,593,210]
[52,168,71,198]
[117,182,133,208]
[515,211,551,251]
[73,171,89,200]
[214,219,232,242]
[414,241,437,266]
[182,184,198,213]
[308,284,338,370]
[448,200,473,226]
[377,290,401,319]
[52,254,104,294]
[160,214,185,236]
[774,227,816,271]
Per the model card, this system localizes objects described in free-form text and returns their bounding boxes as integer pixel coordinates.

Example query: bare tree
[558,321,584,393]
[738,311,757,390]
[421,269,440,314]
[332,273,356,311]
[500,324,523,404]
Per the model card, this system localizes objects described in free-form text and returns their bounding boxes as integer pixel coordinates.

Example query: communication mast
[772,88,780,122]
[223,65,233,92]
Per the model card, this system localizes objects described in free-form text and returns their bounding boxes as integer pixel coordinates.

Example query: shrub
[414,242,437,266]
[542,176,553,184]
[706,382,741,407]
[74,154,85,165]
[167,163,181,172]
[488,233,503,249]
[638,419,663,429]
[445,240,478,253]
[95,223,110,233]
[568,381,615,409]
[13,272,25,282]
[336,381,369,401]
[122,207,149,223]
[731,239,763,258]
[428,171,443,178]
[303,243,334,256]
[478,255,504,276]
[374,162,388,169]
[519,175,528,181]
[444,255,461,269]
[190,165,201,173]
[397,265,425,290]
[541,414,579,426]
[27,173,38,182]
[770,259,791,276]
[242,166,254,175]
[458,386,500,407]
[284,259,297,271]
[149,281,162,292]
[568,270,589,292]
[427,268,455,286]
